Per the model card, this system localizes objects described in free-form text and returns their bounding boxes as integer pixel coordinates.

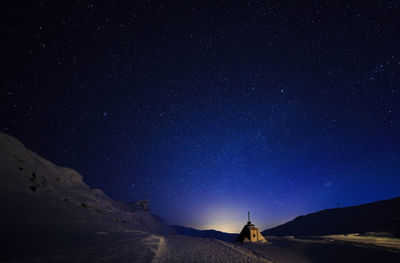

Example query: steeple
[247,211,251,224]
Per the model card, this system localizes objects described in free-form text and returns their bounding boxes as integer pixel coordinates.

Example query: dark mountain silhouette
[173,225,238,242]
[262,196,400,237]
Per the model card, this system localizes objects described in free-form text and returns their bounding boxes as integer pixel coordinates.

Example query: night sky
[2,1,400,233]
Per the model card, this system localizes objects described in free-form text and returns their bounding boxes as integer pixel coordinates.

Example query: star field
[1,1,400,232]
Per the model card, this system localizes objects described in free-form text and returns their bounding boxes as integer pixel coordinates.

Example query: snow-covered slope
[0,133,270,262]
[0,132,171,233]
[0,133,172,262]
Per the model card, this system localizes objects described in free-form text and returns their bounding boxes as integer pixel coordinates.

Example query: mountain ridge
[262,196,400,237]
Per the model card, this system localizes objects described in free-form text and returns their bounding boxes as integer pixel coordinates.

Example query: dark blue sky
[2,1,400,232]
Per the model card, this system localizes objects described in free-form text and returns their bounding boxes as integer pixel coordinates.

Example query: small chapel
[236,212,266,243]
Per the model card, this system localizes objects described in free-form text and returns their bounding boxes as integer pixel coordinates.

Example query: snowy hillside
[0,133,172,261]
[0,132,171,232]
[0,133,270,262]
